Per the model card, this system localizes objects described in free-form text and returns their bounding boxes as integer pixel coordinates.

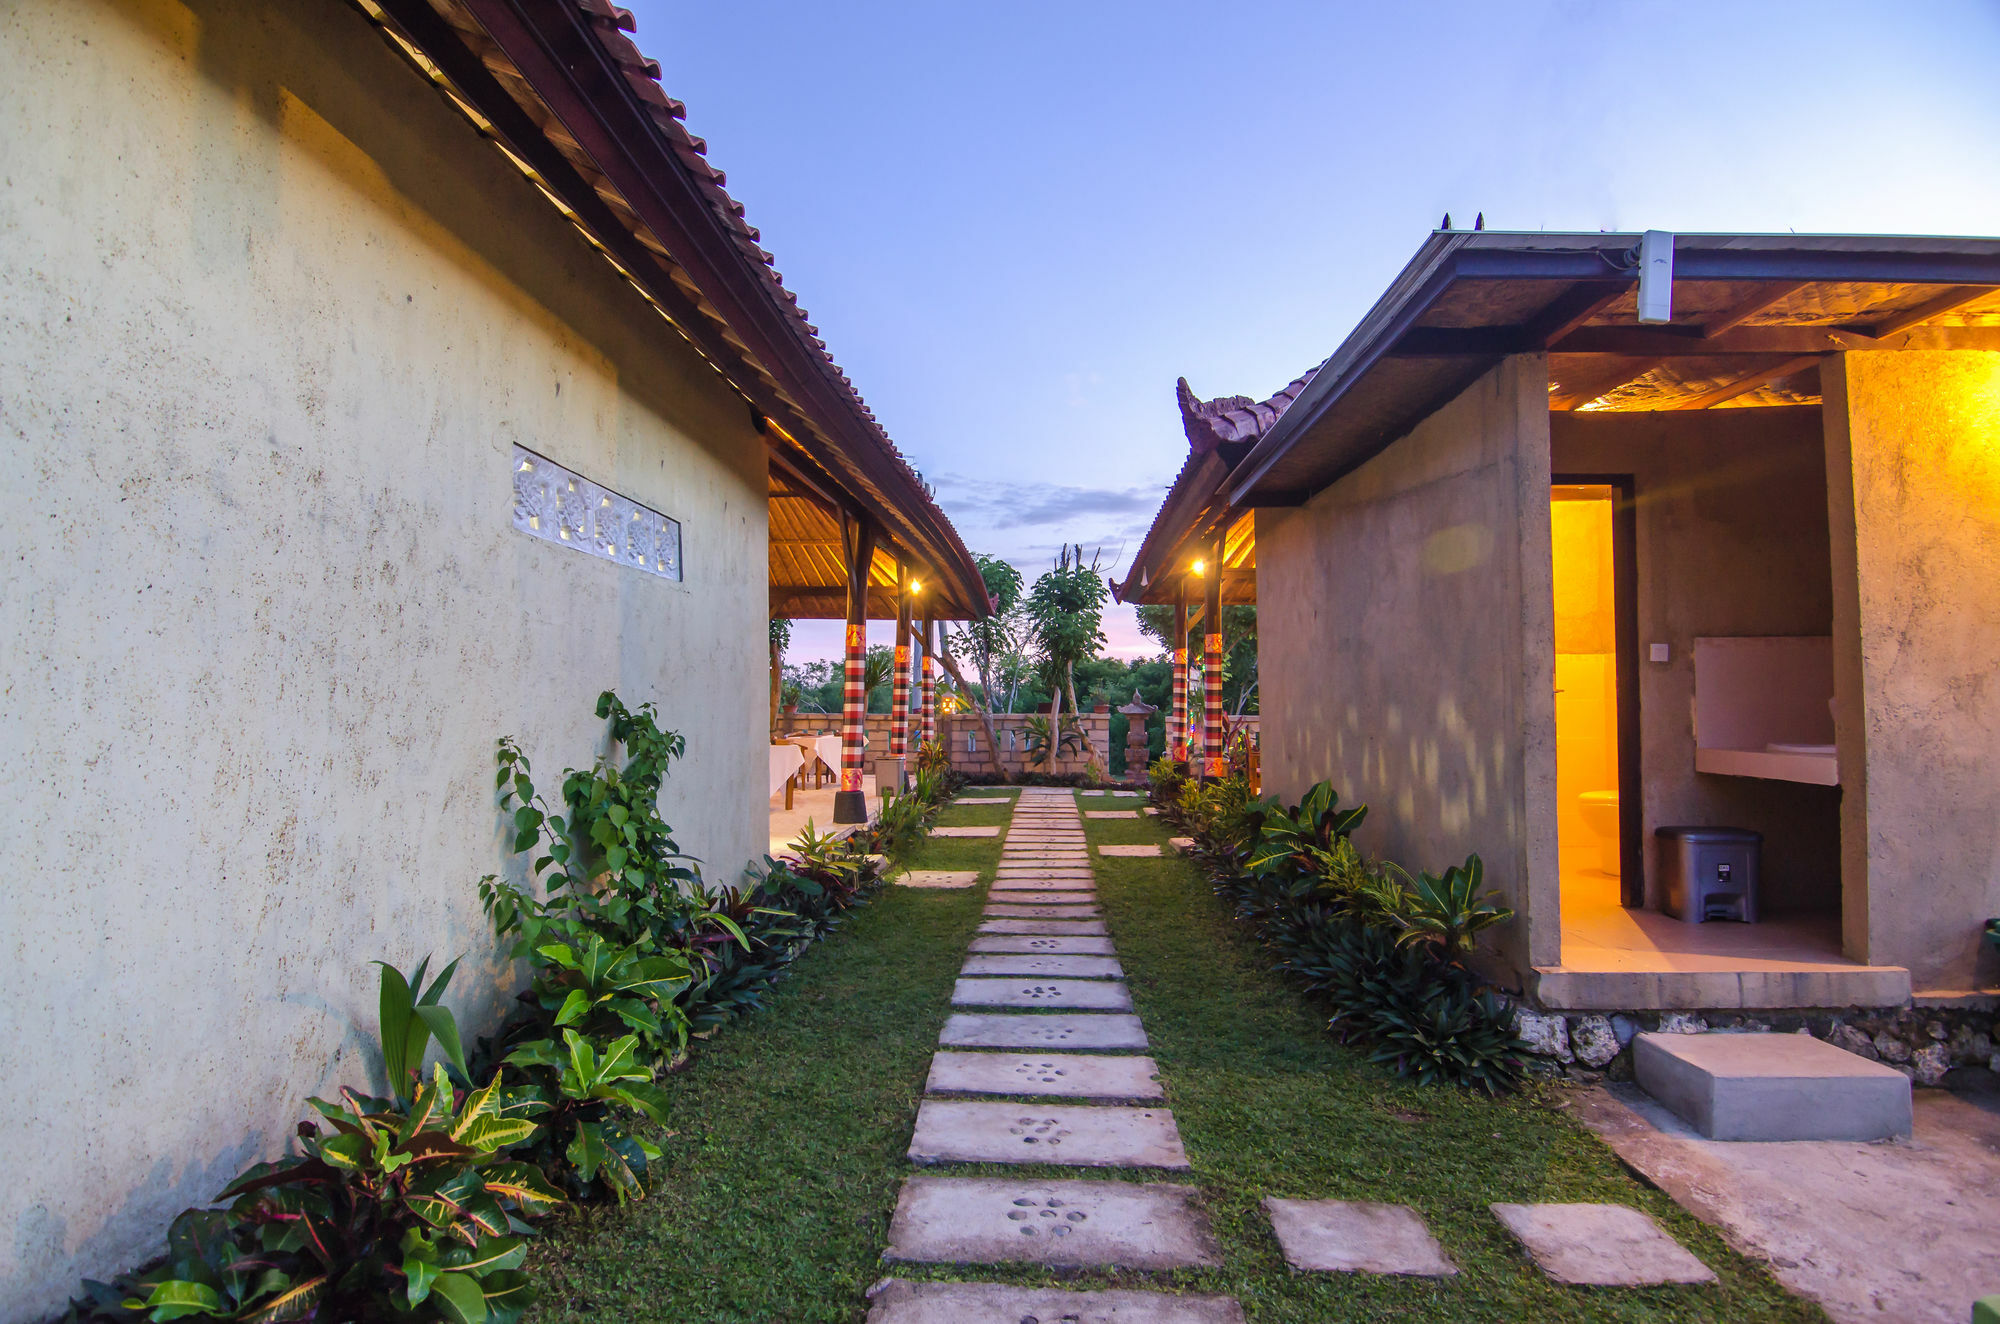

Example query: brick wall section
[937,713,1113,779]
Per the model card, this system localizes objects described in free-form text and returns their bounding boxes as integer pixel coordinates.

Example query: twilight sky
[621,0,2000,663]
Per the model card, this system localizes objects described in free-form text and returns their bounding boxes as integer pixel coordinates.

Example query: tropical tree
[934,554,1022,781]
[1023,544,1109,771]
[1137,602,1260,716]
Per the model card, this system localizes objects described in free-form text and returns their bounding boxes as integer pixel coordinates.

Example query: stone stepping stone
[941,1012,1146,1049]
[1489,1203,1715,1286]
[865,1279,1244,1324]
[984,905,1102,920]
[955,797,1013,804]
[1084,810,1140,819]
[896,871,982,889]
[930,825,1001,838]
[988,890,1096,905]
[980,918,1108,935]
[1108,790,1142,797]
[1168,837,1196,853]
[909,1100,1189,1168]
[1262,1198,1457,1276]
[961,953,1124,978]
[952,978,1131,1010]
[1142,807,1160,816]
[969,935,1117,956]
[1097,844,1162,857]
[884,1176,1220,1269]
[994,870,1096,880]
[926,1051,1164,1100]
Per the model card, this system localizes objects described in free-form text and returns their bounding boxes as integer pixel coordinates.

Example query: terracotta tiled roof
[1176,369,1319,452]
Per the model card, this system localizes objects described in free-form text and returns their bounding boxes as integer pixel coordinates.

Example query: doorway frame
[1552,473,1643,907]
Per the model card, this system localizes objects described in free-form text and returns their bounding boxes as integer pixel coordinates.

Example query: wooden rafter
[1870,285,1994,338]
[1702,281,1808,338]
[1550,358,1664,412]
[1663,356,1824,411]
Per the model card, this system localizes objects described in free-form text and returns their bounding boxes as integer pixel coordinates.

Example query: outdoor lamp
[1190,558,1205,576]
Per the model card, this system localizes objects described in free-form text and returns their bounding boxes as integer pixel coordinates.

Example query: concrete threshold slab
[969,935,1117,956]
[866,1279,1244,1324]
[926,1051,1166,1101]
[1531,963,1912,1011]
[884,1176,1220,1269]
[941,1012,1147,1050]
[1489,1202,1715,1286]
[1261,1198,1457,1276]
[1634,1031,1912,1140]
[952,978,1132,1011]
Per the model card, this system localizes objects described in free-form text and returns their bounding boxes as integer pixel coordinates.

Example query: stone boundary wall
[1508,1002,1997,1088]
[940,712,1112,779]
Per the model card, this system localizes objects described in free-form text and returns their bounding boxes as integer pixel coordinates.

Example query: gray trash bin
[1657,826,1761,923]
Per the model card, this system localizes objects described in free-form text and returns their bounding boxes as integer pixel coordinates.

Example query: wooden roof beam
[1664,355,1825,411]
[1702,280,1809,338]
[1869,285,1994,338]
[1550,359,1664,412]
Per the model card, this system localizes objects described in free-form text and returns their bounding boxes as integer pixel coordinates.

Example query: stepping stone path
[1264,1197,1458,1277]
[1097,843,1162,857]
[1489,1203,1715,1286]
[929,825,1000,837]
[873,786,1241,1320]
[896,870,981,889]
[1083,809,1140,819]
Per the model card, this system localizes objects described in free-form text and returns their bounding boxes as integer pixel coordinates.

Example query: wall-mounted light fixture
[1190,558,1206,576]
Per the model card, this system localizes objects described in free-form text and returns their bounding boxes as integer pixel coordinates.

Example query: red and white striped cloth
[890,643,910,757]
[1170,645,1187,762]
[920,650,936,744]
[840,622,865,793]
[1204,630,1225,778]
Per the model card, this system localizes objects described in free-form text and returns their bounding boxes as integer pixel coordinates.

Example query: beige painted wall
[0,0,768,1314]
[1824,351,2000,991]
[1551,408,1840,918]
[1259,356,1558,982]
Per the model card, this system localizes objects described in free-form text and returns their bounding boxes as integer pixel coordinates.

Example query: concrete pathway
[872,787,1243,1321]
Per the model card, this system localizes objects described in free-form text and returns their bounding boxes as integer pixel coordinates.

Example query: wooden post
[1170,593,1188,764]
[920,612,937,747]
[1203,530,1225,780]
[834,514,876,824]
[891,562,912,759]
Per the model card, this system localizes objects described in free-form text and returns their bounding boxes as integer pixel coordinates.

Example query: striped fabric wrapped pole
[1204,627,1226,779]
[1202,532,1225,779]
[891,565,912,760]
[1169,599,1188,762]
[841,621,866,794]
[920,615,937,745]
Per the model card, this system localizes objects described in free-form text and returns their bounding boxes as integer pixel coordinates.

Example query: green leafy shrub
[1146,754,1188,806]
[66,963,555,1324]
[1381,854,1514,965]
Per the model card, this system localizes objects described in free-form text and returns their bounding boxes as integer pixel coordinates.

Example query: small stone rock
[1947,1025,1992,1065]
[1571,1016,1620,1068]
[1873,1032,1911,1063]
[1514,1009,1572,1061]
[1656,1013,1707,1035]
[1909,1043,1951,1087]
[1605,1049,1636,1083]
[1828,1023,1879,1060]
[1926,1020,1948,1041]
[1609,1015,1639,1048]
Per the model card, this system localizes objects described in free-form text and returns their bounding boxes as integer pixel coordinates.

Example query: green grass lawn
[524,787,1824,1322]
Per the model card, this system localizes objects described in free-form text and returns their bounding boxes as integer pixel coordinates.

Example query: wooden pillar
[1169,593,1188,763]
[1203,530,1225,780]
[891,563,912,759]
[834,514,876,824]
[920,612,937,746]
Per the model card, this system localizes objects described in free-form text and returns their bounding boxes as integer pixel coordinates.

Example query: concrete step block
[1634,1031,1912,1140]
[866,1279,1243,1322]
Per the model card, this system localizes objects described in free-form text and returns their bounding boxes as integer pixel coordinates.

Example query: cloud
[933,473,1163,528]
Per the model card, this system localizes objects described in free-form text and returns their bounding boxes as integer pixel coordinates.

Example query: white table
[769,743,805,801]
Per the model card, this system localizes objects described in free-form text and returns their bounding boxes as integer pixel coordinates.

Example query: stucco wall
[1259,356,1558,981]
[1823,351,2000,991]
[1550,408,1840,918]
[0,0,768,1315]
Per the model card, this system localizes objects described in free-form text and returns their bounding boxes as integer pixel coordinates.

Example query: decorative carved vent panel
[511,445,681,581]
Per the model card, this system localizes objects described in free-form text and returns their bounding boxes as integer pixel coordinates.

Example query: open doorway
[1551,480,1639,915]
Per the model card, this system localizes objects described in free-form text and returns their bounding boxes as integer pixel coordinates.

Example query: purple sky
[621,0,2000,663]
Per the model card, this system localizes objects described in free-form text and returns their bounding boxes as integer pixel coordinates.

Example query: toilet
[1578,789,1621,876]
